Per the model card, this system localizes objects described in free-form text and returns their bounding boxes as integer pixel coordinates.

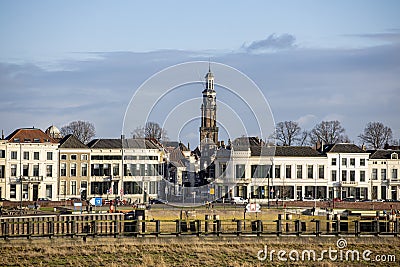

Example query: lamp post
[19,141,23,215]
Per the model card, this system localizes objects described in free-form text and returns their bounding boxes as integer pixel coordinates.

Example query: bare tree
[132,122,168,142]
[274,121,302,146]
[359,122,392,149]
[309,120,347,144]
[60,120,96,144]
[299,130,310,146]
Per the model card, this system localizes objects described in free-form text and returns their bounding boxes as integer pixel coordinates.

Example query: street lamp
[19,141,23,215]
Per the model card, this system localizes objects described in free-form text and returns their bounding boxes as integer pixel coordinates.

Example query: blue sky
[0,0,400,146]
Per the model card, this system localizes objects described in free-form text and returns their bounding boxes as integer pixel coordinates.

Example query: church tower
[200,65,219,144]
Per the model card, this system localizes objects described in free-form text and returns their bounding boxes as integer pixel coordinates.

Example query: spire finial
[208,58,211,72]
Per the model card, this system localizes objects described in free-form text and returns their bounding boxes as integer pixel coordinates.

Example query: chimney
[1,130,4,140]
[221,140,225,147]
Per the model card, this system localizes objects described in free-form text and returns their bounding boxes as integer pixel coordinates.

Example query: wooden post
[155,220,160,237]
[276,219,282,237]
[175,220,181,237]
[236,220,242,236]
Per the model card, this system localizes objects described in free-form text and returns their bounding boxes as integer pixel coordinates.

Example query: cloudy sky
[0,0,399,146]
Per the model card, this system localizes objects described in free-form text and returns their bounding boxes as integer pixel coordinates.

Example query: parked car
[302,196,315,201]
[149,198,166,204]
[37,197,51,201]
[0,197,9,201]
[230,197,248,205]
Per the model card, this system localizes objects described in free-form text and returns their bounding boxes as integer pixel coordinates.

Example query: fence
[1,213,399,240]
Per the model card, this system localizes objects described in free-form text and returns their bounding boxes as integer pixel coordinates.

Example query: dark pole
[19,142,22,215]
[267,174,270,209]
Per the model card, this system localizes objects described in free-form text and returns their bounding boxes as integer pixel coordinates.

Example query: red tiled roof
[5,128,57,143]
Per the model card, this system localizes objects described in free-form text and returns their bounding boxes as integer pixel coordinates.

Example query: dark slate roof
[169,147,186,168]
[88,139,122,149]
[274,146,323,157]
[59,134,88,149]
[369,150,400,159]
[162,141,189,151]
[88,138,162,149]
[323,143,366,154]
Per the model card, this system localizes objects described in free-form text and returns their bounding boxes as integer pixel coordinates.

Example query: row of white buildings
[0,127,399,203]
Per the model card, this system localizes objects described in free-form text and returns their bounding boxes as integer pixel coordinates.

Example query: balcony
[9,176,44,183]
[339,181,358,186]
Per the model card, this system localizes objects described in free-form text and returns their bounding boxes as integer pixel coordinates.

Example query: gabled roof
[6,128,57,144]
[162,141,189,151]
[88,138,162,150]
[59,134,88,149]
[274,146,323,157]
[369,150,400,159]
[323,143,366,154]
[88,139,122,149]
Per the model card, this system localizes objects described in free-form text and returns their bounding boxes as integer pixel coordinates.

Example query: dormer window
[24,138,31,142]
[391,153,398,160]
[14,138,20,143]
[33,138,40,143]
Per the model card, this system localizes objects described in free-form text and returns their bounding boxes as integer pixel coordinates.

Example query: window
[392,153,398,160]
[33,165,39,176]
[392,169,398,179]
[235,164,245,178]
[104,164,111,176]
[61,154,67,160]
[81,181,87,193]
[70,163,77,176]
[47,152,53,160]
[10,184,16,198]
[360,159,366,166]
[275,165,281,178]
[23,165,29,176]
[350,158,355,166]
[0,150,5,158]
[307,165,313,179]
[350,170,355,182]
[11,151,17,160]
[46,185,52,199]
[92,164,100,176]
[23,184,28,199]
[251,165,269,178]
[372,168,378,180]
[34,152,39,160]
[331,158,337,166]
[318,165,324,179]
[381,169,387,180]
[113,164,119,176]
[296,165,302,179]
[285,165,292,178]
[60,181,66,196]
[0,165,4,178]
[11,164,17,176]
[46,165,52,177]
[81,154,88,161]
[331,170,337,181]
[33,138,40,143]
[60,163,66,176]
[360,171,366,182]
[342,170,347,182]
[341,158,347,166]
[23,151,29,160]
[71,154,77,160]
[71,181,77,195]
[81,163,88,176]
